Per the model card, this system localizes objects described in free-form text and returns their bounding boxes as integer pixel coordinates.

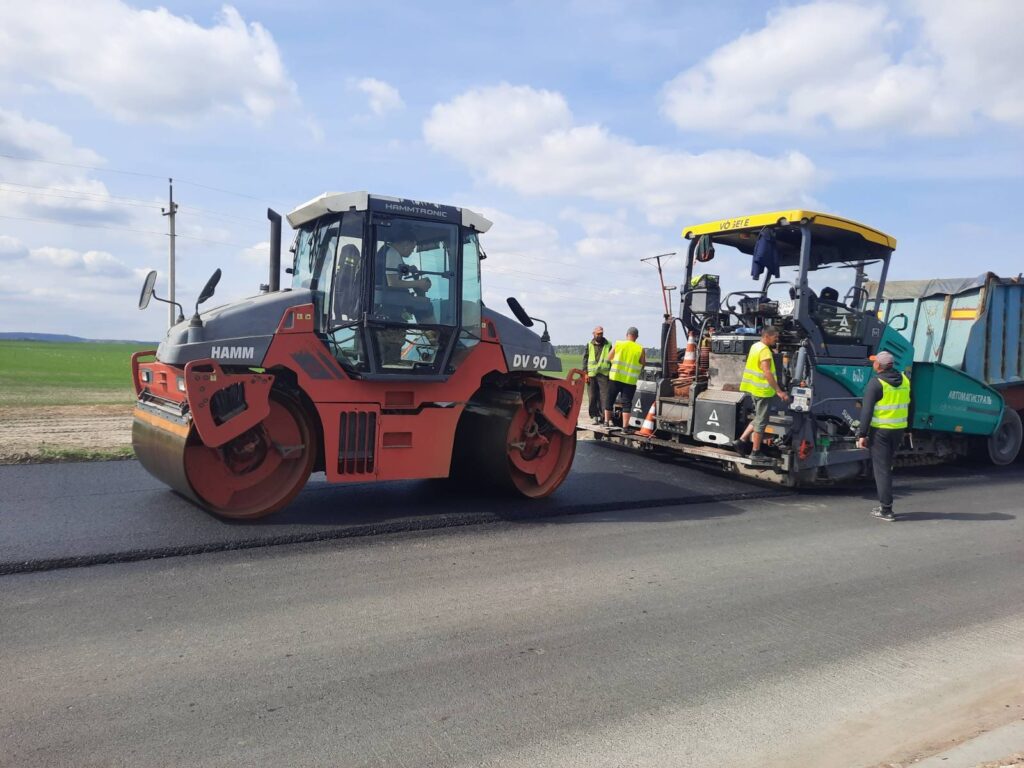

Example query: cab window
[459,231,483,348]
[370,217,460,373]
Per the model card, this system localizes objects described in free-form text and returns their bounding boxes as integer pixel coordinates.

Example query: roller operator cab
[131,192,584,519]
[588,210,1018,485]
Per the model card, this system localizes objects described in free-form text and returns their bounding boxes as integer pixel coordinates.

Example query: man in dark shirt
[856,351,911,522]
[582,326,610,425]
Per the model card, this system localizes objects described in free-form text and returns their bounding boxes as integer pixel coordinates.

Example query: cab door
[366,216,461,376]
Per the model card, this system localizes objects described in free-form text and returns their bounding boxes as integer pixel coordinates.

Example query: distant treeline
[555,344,660,359]
[0,332,156,345]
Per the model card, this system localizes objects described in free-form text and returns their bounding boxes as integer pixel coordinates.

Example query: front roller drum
[454,396,577,499]
[133,391,316,519]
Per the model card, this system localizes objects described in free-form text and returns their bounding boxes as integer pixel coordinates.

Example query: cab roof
[682,210,896,267]
[286,191,492,233]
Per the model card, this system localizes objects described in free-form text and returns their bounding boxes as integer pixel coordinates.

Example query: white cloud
[239,241,269,265]
[425,84,819,226]
[29,246,131,278]
[661,0,1024,135]
[472,205,678,345]
[915,0,1024,126]
[0,110,137,223]
[0,109,102,165]
[0,234,28,260]
[0,2,296,124]
[425,85,572,165]
[352,78,405,116]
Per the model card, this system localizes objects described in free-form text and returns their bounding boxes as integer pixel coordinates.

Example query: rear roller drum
[135,390,315,519]
[454,394,576,498]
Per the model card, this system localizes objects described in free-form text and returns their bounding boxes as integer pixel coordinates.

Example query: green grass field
[552,353,660,377]
[556,353,583,376]
[0,343,608,404]
[0,341,151,406]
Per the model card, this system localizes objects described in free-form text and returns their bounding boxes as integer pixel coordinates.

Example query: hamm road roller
[132,192,584,519]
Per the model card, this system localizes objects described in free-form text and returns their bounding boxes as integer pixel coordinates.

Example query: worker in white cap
[856,350,911,522]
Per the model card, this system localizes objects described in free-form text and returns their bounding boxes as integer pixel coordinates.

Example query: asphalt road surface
[2,444,1023,767]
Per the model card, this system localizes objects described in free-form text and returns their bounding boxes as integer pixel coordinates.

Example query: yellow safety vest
[740,341,776,399]
[871,374,911,429]
[586,341,611,377]
[609,340,643,385]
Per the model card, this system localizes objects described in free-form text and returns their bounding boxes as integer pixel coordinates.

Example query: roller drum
[132,391,315,519]
[453,397,577,498]
[132,407,202,506]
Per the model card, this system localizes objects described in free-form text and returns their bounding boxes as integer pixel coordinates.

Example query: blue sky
[0,0,1021,344]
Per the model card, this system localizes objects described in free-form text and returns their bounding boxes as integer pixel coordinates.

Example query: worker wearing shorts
[737,325,788,463]
[604,327,645,429]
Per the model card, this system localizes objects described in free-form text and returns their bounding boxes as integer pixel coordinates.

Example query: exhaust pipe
[267,208,282,292]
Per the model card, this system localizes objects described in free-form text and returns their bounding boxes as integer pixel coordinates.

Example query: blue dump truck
[873,273,1024,465]
[584,212,1023,484]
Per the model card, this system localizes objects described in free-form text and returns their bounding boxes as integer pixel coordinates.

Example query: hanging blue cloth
[751,228,780,279]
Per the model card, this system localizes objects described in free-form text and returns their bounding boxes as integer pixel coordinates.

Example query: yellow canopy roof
[683,210,897,255]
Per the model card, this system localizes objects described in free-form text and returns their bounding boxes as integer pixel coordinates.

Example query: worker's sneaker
[591,416,602,425]
[748,451,772,466]
[871,506,896,522]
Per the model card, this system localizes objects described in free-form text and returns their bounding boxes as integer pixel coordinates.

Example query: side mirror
[889,313,909,331]
[197,269,222,306]
[138,270,158,310]
[506,297,533,327]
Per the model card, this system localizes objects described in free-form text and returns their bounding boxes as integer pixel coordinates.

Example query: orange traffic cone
[638,402,657,437]
[680,332,697,380]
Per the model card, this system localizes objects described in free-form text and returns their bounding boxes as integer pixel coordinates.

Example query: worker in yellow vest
[856,350,911,522]
[737,325,788,464]
[583,326,611,425]
[604,327,646,429]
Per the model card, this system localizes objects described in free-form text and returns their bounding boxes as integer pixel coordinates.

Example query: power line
[175,178,284,206]
[1,178,271,228]
[0,212,252,249]
[0,179,162,206]
[0,151,166,180]
[0,152,282,208]
[177,204,266,225]
[0,212,169,237]
[0,185,164,211]
[175,232,253,249]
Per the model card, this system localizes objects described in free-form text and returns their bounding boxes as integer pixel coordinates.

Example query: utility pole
[161,178,178,329]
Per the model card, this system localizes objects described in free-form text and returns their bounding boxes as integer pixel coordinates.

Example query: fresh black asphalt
[0,442,786,573]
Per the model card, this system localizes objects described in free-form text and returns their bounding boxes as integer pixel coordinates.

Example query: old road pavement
[2,442,1023,767]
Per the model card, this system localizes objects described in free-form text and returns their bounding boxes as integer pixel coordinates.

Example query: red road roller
[131,192,584,519]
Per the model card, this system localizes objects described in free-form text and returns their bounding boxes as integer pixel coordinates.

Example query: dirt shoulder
[0,404,134,463]
[2,406,595,463]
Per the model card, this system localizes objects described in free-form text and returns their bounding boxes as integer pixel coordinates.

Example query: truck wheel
[987,408,1022,466]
